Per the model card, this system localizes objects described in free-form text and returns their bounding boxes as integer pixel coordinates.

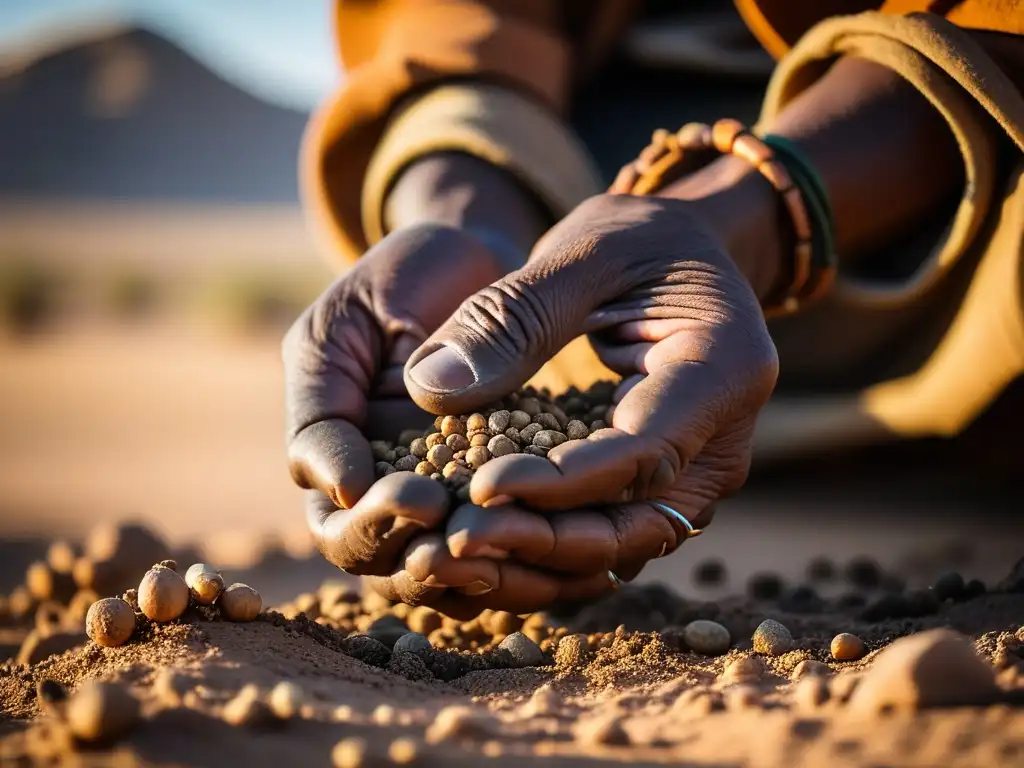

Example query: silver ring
[650,501,694,532]
[607,570,622,589]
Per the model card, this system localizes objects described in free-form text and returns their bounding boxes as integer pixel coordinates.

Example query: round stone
[465,446,491,469]
[681,620,731,656]
[752,619,794,656]
[498,632,546,668]
[487,434,517,457]
[831,633,866,661]
[393,632,433,655]
[931,571,965,602]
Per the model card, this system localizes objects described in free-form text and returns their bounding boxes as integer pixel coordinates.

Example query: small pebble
[470,433,489,447]
[723,655,763,682]
[565,420,589,441]
[409,438,428,459]
[341,635,391,667]
[332,737,368,768]
[792,659,831,680]
[393,632,432,655]
[931,570,965,601]
[533,429,566,448]
[85,597,135,648]
[524,445,548,457]
[963,578,987,599]
[222,685,274,727]
[831,633,866,661]
[369,441,392,461]
[415,461,435,476]
[533,413,561,431]
[425,433,446,449]
[844,557,882,590]
[752,619,794,656]
[375,461,395,478]
[519,423,542,443]
[681,620,731,656]
[394,455,419,472]
[519,397,541,416]
[487,434,517,457]
[488,410,511,433]
[466,413,487,432]
[65,680,140,743]
[185,563,224,606]
[426,445,453,469]
[499,632,546,668]
[509,410,532,429]
[445,433,470,453]
[554,633,589,668]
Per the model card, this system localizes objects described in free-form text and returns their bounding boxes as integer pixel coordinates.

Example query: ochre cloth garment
[301,0,1024,266]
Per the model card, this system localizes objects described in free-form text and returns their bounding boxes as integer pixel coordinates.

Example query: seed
[752,619,794,656]
[394,454,419,472]
[332,737,368,768]
[185,564,225,606]
[138,566,189,622]
[533,430,566,448]
[426,444,454,468]
[466,413,487,432]
[85,597,135,647]
[415,461,435,476]
[524,445,548,457]
[409,438,428,459]
[446,434,469,453]
[509,410,532,429]
[831,632,865,661]
[469,433,489,447]
[441,416,465,437]
[488,410,511,433]
[219,583,262,621]
[533,413,561,431]
[565,420,589,441]
[465,446,491,469]
[519,423,542,443]
[425,433,446,449]
[65,680,139,743]
[519,397,541,416]
[375,461,395,478]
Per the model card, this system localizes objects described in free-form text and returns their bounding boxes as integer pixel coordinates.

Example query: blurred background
[0,0,1021,603]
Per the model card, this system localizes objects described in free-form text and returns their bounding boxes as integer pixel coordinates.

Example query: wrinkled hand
[401,194,779,608]
[284,223,509,579]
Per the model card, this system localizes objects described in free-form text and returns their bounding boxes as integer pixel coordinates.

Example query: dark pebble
[340,635,392,668]
[693,559,727,587]
[835,592,866,610]
[778,585,826,614]
[747,573,785,601]
[962,579,987,600]
[844,557,882,591]
[860,594,911,622]
[931,571,965,602]
[805,557,837,583]
[904,589,940,617]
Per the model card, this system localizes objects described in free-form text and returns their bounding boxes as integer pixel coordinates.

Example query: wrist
[659,155,788,303]
[383,152,549,273]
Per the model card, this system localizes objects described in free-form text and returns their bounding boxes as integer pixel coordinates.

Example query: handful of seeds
[374,381,618,500]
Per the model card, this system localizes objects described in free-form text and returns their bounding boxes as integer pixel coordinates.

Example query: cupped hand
[402,193,779,600]
[284,223,509,576]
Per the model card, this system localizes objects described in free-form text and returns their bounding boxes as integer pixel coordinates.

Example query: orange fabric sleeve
[736,0,1023,59]
[301,1,571,267]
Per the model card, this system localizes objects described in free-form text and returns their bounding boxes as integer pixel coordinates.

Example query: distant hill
[0,27,310,203]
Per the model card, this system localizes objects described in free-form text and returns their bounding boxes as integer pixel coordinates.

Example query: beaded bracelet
[609,118,836,316]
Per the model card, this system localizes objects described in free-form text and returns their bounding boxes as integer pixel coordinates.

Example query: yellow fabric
[751,11,1024,456]
[361,83,604,247]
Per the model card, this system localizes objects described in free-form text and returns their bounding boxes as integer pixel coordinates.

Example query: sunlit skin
[284,57,963,617]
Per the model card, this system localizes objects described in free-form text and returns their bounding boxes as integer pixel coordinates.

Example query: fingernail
[408,346,475,392]
[460,581,493,596]
[481,494,515,508]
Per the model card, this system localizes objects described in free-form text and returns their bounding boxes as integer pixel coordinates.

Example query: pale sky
[0,0,340,111]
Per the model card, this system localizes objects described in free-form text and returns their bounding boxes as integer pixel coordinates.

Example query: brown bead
[565,420,589,440]
[466,414,488,432]
[415,461,436,476]
[470,433,490,447]
[409,438,428,459]
[509,410,532,430]
[446,434,470,453]
[427,444,454,468]
[465,446,491,469]
[394,454,419,472]
[426,432,446,449]
[441,416,465,437]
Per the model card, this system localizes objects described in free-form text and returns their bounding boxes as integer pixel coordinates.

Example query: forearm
[383,152,551,273]
[660,56,964,301]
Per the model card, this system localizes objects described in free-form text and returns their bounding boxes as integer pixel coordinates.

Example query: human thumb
[403,251,617,414]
